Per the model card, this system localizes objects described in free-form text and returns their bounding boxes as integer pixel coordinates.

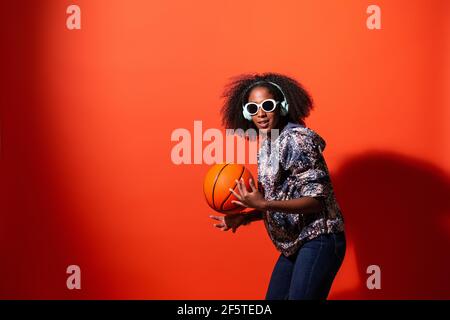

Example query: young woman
[209,72,346,300]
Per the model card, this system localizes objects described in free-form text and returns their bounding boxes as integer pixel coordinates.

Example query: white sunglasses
[243,98,279,116]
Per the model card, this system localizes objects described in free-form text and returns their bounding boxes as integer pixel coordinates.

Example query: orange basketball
[203,163,254,214]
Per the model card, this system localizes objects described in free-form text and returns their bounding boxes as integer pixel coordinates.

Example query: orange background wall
[1,0,449,299]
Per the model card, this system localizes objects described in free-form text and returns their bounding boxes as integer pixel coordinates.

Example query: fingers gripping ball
[203,163,254,214]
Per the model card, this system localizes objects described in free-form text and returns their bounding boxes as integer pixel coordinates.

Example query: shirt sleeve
[278,130,330,199]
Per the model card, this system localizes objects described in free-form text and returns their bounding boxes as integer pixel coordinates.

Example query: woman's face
[248,86,280,132]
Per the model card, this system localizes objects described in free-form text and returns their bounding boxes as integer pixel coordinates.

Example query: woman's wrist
[256,200,269,211]
[243,209,264,224]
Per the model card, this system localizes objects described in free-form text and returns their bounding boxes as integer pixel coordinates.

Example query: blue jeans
[265,232,346,300]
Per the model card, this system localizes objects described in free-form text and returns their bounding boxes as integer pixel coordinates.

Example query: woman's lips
[258,120,269,129]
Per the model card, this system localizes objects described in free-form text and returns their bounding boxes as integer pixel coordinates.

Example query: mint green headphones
[242,80,289,121]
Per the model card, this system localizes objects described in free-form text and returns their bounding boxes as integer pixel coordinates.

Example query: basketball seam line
[220,165,245,212]
[211,163,230,210]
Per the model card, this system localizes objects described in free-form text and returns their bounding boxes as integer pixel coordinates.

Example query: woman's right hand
[209,213,249,233]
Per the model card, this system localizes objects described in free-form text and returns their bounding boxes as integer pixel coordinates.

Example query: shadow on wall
[330,151,450,299]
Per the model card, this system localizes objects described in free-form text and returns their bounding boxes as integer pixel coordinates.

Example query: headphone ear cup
[280,102,289,116]
[242,107,253,121]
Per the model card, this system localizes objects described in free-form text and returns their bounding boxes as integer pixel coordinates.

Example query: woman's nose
[257,106,266,117]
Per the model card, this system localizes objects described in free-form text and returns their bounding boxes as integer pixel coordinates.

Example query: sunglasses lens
[246,103,259,115]
[262,100,276,112]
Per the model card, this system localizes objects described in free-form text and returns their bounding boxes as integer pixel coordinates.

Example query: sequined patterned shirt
[257,122,345,257]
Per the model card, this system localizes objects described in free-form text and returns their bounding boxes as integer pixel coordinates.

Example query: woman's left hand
[230,178,267,211]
